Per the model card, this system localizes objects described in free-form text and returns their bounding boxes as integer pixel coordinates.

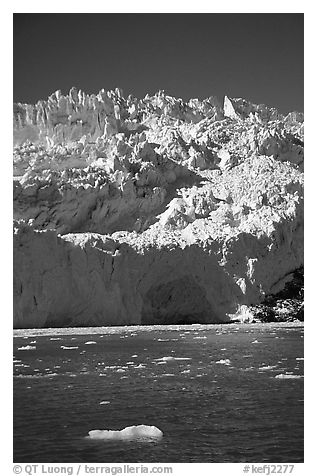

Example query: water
[13,323,304,463]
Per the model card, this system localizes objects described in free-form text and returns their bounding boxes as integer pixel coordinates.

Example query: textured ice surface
[13,89,303,328]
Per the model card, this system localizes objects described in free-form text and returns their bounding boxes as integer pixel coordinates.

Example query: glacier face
[13,88,304,328]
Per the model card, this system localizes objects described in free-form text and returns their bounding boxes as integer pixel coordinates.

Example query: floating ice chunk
[296,357,304,361]
[251,340,261,344]
[131,355,138,358]
[215,359,231,365]
[275,374,303,379]
[99,401,110,405]
[87,425,163,441]
[18,345,36,351]
[61,346,78,350]
[85,341,97,345]
[258,365,278,370]
[154,356,191,362]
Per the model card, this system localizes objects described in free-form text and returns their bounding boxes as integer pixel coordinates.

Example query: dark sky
[13,13,303,113]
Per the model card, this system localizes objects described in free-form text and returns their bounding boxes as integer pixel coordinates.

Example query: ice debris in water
[61,346,78,350]
[275,374,303,379]
[87,424,163,440]
[215,359,231,365]
[85,341,97,345]
[99,401,110,405]
[154,356,192,362]
[18,345,36,351]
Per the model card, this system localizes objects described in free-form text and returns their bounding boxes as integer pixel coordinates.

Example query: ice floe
[154,356,192,362]
[17,345,36,351]
[275,374,303,379]
[87,424,163,440]
[61,346,78,350]
[215,359,231,365]
[258,365,278,370]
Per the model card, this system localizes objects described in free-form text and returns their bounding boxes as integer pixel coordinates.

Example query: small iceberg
[17,345,36,351]
[154,356,191,362]
[275,374,303,379]
[215,359,231,365]
[87,424,163,441]
[258,365,278,370]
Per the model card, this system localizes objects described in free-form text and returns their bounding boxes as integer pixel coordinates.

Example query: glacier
[13,88,304,328]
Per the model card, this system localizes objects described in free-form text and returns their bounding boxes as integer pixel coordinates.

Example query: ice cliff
[13,88,304,328]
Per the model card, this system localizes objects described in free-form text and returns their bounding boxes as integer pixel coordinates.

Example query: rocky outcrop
[13,88,304,328]
[248,267,304,323]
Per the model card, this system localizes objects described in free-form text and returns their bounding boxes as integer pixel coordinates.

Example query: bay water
[13,323,304,463]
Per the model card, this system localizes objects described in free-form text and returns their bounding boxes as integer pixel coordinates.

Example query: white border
[2,3,314,474]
